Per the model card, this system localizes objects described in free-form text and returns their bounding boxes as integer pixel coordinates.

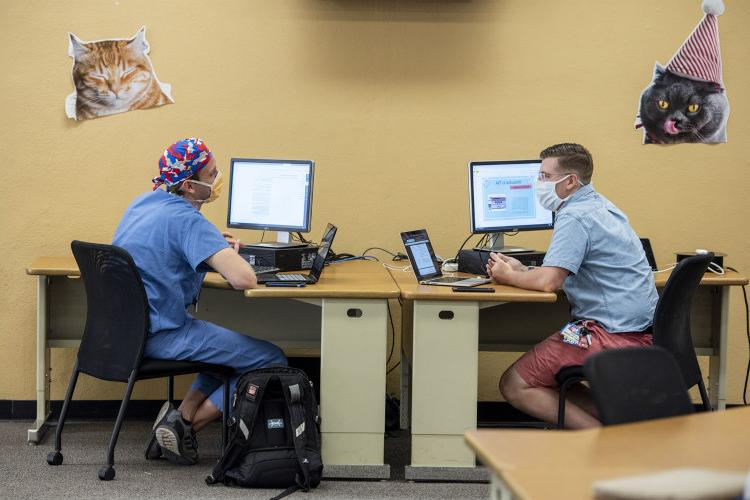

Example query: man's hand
[490,252,527,272]
[485,253,569,292]
[486,252,517,284]
[222,231,240,252]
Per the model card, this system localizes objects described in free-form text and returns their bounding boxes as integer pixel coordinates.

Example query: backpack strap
[282,377,312,492]
[268,483,301,500]
[206,373,271,485]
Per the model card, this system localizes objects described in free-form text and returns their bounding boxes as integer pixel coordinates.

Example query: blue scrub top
[113,189,229,333]
[542,184,658,333]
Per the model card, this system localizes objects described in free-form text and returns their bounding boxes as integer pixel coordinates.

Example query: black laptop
[400,229,491,288]
[640,238,658,271]
[256,224,337,284]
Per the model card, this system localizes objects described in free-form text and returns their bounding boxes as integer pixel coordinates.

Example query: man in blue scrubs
[113,138,287,464]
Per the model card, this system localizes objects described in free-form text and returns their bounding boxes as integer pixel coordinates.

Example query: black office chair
[584,346,694,425]
[652,253,713,411]
[554,253,714,428]
[46,241,233,481]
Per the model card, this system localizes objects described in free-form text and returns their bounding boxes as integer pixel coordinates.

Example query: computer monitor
[228,158,314,248]
[468,160,554,252]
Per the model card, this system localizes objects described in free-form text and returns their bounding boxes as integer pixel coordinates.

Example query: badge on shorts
[560,322,592,349]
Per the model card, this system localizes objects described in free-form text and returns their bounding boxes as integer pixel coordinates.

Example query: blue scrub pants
[144,318,287,413]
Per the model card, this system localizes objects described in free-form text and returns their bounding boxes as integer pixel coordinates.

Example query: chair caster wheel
[47,451,63,466]
[98,465,115,481]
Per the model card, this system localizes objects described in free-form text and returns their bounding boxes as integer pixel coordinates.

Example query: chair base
[48,367,230,480]
[47,451,63,466]
[98,465,115,481]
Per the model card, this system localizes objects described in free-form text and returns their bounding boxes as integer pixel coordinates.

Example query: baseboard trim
[3,399,739,421]
[0,400,541,422]
[0,399,173,420]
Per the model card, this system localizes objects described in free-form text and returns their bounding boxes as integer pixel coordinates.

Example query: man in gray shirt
[486,143,658,429]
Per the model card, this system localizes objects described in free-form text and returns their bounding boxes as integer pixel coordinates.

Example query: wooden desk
[390,268,748,480]
[465,406,750,500]
[26,258,399,479]
[389,269,557,480]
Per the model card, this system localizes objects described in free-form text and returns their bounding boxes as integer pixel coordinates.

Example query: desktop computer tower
[458,249,546,275]
[239,245,320,271]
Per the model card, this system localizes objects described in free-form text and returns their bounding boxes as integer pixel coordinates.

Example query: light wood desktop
[390,266,748,480]
[465,406,750,500]
[26,257,399,479]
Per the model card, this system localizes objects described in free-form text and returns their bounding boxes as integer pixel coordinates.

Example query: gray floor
[0,420,489,499]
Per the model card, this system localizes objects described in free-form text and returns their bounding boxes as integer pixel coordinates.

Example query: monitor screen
[227,158,314,232]
[468,160,553,234]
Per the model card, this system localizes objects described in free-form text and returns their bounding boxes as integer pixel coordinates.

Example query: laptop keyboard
[273,274,307,281]
[252,265,280,274]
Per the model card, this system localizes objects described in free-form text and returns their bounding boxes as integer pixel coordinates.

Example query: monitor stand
[246,231,308,249]
[472,232,532,254]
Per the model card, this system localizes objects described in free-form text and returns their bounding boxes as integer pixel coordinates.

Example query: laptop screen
[400,229,442,281]
[308,223,337,280]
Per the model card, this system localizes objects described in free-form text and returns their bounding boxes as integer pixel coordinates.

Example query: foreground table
[465,406,750,500]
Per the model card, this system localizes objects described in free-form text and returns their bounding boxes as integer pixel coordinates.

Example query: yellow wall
[1,1,748,403]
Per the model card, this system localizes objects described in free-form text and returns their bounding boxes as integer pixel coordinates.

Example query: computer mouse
[695,248,709,255]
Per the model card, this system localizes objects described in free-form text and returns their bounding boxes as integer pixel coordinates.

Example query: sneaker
[144,401,173,460]
[144,434,163,460]
[153,401,173,431]
[155,408,199,465]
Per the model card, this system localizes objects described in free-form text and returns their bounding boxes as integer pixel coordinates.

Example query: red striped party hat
[665,0,725,88]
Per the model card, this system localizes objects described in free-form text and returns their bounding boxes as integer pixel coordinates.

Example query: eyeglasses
[537,171,576,181]
[189,169,222,188]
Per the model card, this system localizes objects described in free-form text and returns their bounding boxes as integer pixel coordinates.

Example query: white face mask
[535,175,572,212]
[189,170,223,204]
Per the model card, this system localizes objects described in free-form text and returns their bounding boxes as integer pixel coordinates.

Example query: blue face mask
[535,175,572,211]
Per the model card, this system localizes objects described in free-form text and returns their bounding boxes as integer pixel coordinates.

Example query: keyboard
[272,274,307,281]
[252,265,281,274]
[239,254,280,274]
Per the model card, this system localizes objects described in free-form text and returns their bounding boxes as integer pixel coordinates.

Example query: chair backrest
[71,240,150,382]
[584,346,694,426]
[652,253,713,390]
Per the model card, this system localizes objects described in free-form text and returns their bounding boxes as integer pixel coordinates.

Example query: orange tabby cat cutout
[65,27,173,121]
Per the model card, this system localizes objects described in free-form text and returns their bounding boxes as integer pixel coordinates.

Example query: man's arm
[206,247,257,290]
[486,252,568,292]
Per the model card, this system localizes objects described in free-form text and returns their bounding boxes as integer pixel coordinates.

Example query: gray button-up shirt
[542,183,658,332]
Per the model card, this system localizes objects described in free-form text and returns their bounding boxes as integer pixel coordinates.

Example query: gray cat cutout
[65,27,174,121]
[635,0,729,144]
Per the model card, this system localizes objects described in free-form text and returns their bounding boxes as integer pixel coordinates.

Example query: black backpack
[206,367,323,499]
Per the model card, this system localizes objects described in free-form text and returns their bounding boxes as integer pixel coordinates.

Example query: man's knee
[499,367,525,405]
[268,343,288,366]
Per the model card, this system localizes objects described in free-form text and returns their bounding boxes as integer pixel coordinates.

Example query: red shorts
[514,321,653,388]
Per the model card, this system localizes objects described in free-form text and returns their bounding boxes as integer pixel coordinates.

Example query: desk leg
[407,300,481,480]
[320,298,389,479]
[399,299,413,431]
[399,346,410,430]
[708,287,729,410]
[28,276,51,443]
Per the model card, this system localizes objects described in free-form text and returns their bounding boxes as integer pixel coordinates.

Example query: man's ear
[179,179,192,194]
